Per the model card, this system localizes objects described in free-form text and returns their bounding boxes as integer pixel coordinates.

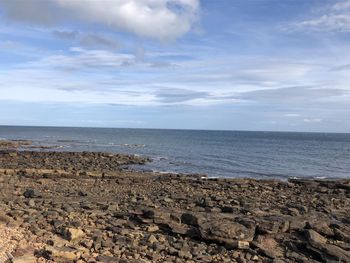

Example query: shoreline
[1,139,348,181]
[0,141,349,262]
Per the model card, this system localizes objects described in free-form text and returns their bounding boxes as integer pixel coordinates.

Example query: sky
[0,0,350,132]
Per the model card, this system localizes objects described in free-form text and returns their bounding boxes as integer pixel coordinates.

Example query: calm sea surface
[1,126,349,179]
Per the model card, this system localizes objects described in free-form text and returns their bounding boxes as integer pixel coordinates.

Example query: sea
[0,126,349,180]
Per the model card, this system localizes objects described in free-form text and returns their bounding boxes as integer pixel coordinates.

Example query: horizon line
[0,124,349,135]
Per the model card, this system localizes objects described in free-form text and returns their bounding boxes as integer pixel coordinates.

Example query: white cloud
[1,43,350,108]
[0,40,19,48]
[284,113,300,117]
[332,0,350,11]
[303,118,322,123]
[27,47,136,70]
[290,0,350,32]
[0,0,200,40]
[53,30,79,40]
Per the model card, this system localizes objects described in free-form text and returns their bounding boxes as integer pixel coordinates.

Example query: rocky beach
[0,140,349,263]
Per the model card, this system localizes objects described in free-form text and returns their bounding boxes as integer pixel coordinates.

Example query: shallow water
[1,126,350,179]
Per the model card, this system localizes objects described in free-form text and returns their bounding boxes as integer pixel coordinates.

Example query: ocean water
[0,126,350,180]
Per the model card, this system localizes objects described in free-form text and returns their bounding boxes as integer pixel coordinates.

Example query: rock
[44,246,80,261]
[257,219,282,234]
[169,223,190,235]
[181,213,202,226]
[60,227,85,241]
[0,212,13,225]
[286,207,300,216]
[305,229,327,245]
[289,217,308,231]
[27,199,35,207]
[8,152,19,157]
[199,219,256,245]
[146,225,159,232]
[305,229,350,261]
[101,239,114,248]
[321,244,350,262]
[164,197,173,203]
[221,206,235,213]
[61,204,74,213]
[307,220,333,237]
[252,236,284,259]
[148,234,158,244]
[178,249,192,259]
[237,241,250,250]
[334,228,350,243]
[93,236,102,251]
[95,255,119,262]
[23,189,41,198]
[197,255,213,262]
[11,255,37,263]
[81,239,93,249]
[80,202,94,210]
[47,236,68,247]
[1,150,350,263]
[252,255,259,261]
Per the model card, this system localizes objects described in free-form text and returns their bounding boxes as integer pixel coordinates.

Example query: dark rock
[181,213,203,226]
[23,189,41,198]
[96,255,119,262]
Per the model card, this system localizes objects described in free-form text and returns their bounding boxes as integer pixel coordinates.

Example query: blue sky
[0,0,350,132]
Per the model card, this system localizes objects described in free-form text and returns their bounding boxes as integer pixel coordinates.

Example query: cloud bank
[0,0,200,40]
